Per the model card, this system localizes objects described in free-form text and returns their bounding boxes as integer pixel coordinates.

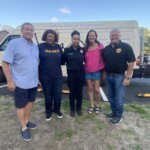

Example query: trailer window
[0,35,20,51]
[0,38,8,51]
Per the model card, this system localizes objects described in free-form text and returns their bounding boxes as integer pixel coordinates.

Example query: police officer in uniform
[62,30,85,117]
[102,29,135,125]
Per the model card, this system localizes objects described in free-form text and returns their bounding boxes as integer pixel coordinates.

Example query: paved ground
[0,78,150,104]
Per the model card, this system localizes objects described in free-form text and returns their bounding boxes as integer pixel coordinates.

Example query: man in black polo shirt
[102,29,135,125]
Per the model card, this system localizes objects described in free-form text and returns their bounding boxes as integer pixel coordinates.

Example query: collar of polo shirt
[21,36,33,45]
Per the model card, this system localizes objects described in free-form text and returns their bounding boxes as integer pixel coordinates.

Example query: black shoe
[46,114,51,121]
[26,121,37,129]
[106,112,115,119]
[77,110,82,116]
[70,111,76,117]
[57,111,63,118]
[110,116,122,125]
[21,129,32,142]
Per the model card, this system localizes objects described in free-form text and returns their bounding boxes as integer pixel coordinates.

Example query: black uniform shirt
[102,41,136,74]
[62,45,85,73]
[38,42,62,80]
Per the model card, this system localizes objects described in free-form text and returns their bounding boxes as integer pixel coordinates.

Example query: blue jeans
[106,74,125,117]
[85,71,101,80]
[40,79,62,115]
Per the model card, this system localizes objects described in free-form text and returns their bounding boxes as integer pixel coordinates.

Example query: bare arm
[123,62,135,86]
[126,62,135,77]
[2,61,16,91]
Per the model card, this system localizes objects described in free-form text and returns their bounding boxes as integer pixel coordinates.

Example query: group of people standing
[62,30,105,118]
[2,22,135,141]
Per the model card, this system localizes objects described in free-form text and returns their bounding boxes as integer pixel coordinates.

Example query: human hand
[122,78,130,86]
[7,80,16,92]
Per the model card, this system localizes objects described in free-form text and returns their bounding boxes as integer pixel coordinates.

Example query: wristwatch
[125,76,131,80]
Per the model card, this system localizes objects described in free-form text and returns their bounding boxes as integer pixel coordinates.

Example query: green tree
[2,25,14,31]
[143,28,150,54]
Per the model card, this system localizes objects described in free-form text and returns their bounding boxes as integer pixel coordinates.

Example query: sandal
[95,107,100,114]
[87,107,94,114]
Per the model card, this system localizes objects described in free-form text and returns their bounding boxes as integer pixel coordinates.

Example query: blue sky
[0,0,150,29]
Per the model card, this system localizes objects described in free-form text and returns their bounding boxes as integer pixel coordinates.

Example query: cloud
[59,7,72,14]
[50,17,59,22]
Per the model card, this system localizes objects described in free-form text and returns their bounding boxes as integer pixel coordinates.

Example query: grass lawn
[0,96,150,150]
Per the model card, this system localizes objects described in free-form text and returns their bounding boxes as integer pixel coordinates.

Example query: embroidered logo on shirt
[45,49,59,53]
[116,48,122,53]
[80,50,83,53]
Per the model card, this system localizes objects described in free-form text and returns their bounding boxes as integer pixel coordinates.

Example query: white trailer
[0,20,149,81]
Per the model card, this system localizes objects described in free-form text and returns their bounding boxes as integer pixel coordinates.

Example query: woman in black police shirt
[62,31,85,117]
[38,29,63,121]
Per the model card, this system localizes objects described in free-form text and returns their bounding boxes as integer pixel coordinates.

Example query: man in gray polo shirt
[2,22,39,141]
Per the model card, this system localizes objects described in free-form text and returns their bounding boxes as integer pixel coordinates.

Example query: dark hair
[85,30,100,50]
[71,30,80,38]
[21,22,34,31]
[41,29,58,42]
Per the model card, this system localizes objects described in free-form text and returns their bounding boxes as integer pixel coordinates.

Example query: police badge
[116,48,122,53]
[80,50,83,53]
